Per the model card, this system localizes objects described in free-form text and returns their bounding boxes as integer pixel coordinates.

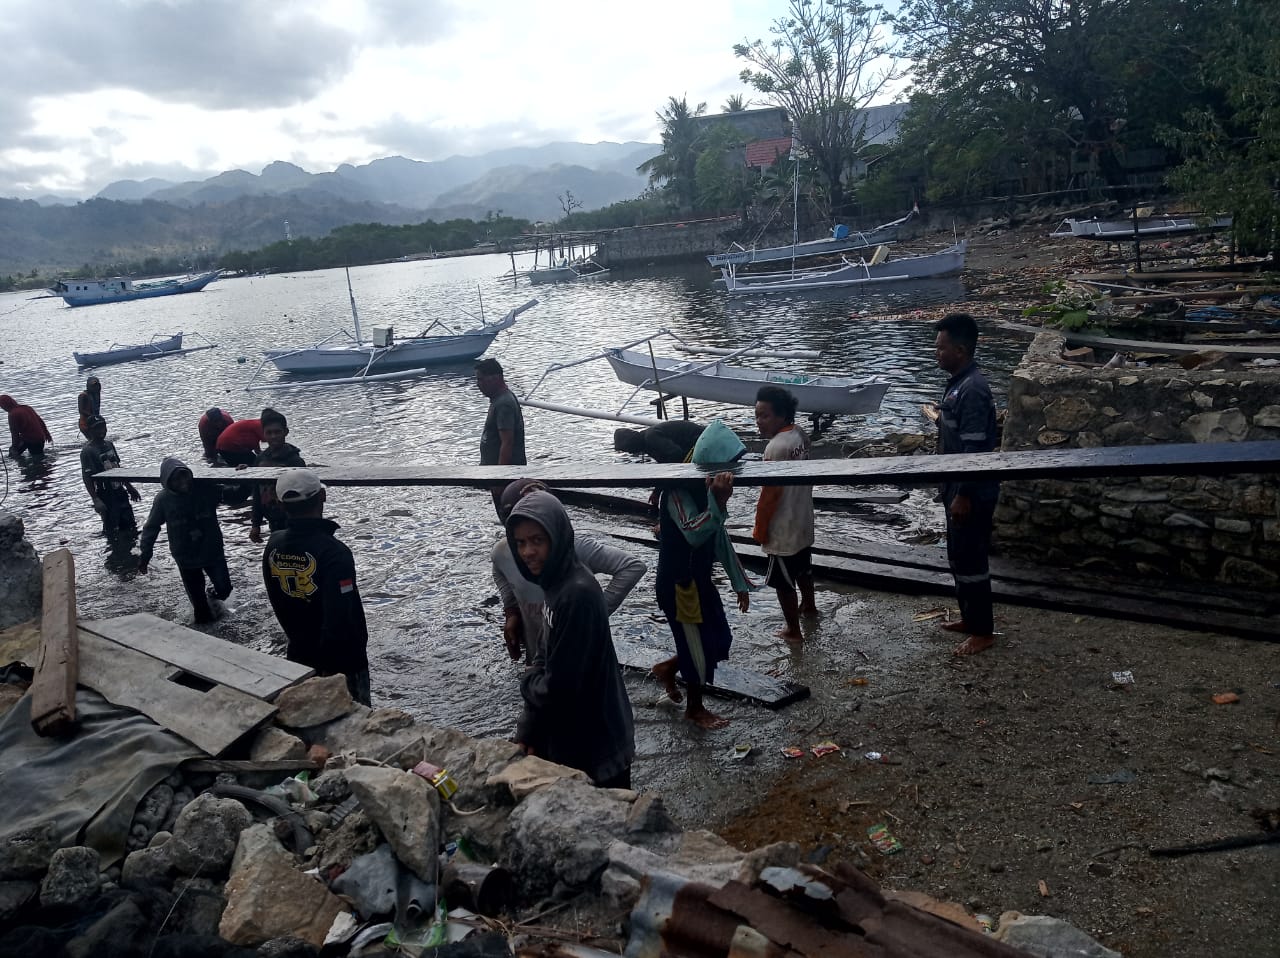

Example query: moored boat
[707,208,915,267]
[73,333,184,368]
[527,258,610,285]
[52,270,221,307]
[1050,215,1232,240]
[720,241,966,294]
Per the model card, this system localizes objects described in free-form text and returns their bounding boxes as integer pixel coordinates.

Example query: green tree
[637,95,708,211]
[735,0,901,217]
[1163,0,1279,254]
[694,124,752,213]
[722,93,753,112]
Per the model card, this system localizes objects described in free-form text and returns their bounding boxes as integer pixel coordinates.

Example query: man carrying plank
[933,313,1001,655]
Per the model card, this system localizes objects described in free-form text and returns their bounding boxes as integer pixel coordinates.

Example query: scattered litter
[811,741,841,758]
[1212,691,1240,705]
[1038,879,1051,897]
[729,743,752,761]
[868,823,903,855]
[838,800,873,813]
[1088,768,1137,785]
[912,607,951,622]
[975,913,997,934]
[781,746,806,759]
[1110,670,1135,687]
[864,751,883,762]
[411,760,459,801]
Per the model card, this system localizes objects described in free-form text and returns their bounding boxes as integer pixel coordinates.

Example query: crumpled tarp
[0,687,200,866]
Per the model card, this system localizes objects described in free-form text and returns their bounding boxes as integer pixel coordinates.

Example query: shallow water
[0,255,1028,748]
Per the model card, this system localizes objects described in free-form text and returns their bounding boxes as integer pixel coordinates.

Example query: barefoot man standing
[753,386,817,642]
[934,313,1000,655]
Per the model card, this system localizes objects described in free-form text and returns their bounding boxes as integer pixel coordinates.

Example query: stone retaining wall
[598,217,739,265]
[994,332,1280,586]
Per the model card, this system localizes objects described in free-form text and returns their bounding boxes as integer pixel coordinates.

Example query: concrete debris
[167,793,253,877]
[250,726,308,762]
[219,824,347,948]
[272,674,355,728]
[343,765,441,883]
[38,845,101,909]
[121,843,174,889]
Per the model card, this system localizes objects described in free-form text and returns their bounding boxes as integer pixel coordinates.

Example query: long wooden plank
[599,525,1280,642]
[77,629,276,755]
[98,439,1280,490]
[30,549,78,737]
[82,613,313,699]
[612,636,810,710]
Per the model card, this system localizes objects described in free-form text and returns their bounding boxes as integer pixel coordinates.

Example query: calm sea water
[0,254,1027,740]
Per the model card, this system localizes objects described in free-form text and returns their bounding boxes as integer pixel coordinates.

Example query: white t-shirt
[760,426,814,556]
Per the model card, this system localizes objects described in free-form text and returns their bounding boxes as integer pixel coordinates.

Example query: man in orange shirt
[1,395,53,458]
[752,386,817,642]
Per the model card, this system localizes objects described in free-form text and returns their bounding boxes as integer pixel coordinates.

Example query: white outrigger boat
[1050,214,1232,240]
[527,257,610,285]
[719,241,967,294]
[248,269,536,390]
[522,330,887,428]
[73,331,218,368]
[706,207,916,268]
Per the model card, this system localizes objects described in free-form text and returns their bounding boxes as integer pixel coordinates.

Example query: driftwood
[29,549,78,737]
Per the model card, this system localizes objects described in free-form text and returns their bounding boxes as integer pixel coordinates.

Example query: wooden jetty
[103,439,1280,490]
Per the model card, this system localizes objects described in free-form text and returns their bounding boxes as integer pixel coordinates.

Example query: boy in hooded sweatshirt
[246,408,306,542]
[138,457,231,624]
[507,490,635,789]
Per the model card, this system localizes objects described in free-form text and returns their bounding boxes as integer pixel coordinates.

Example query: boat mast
[346,267,363,344]
[790,123,801,276]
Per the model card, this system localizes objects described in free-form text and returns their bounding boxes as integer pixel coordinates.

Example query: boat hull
[55,271,220,307]
[528,265,609,284]
[1051,216,1232,239]
[265,330,500,374]
[605,349,888,416]
[722,242,966,294]
[73,333,184,367]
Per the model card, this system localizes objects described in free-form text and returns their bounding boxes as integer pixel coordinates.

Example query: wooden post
[30,549,78,736]
[1132,205,1142,273]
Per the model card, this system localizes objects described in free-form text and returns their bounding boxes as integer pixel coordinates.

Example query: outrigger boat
[719,241,967,294]
[522,329,887,429]
[248,269,536,390]
[706,207,916,268]
[527,257,610,285]
[73,332,219,368]
[1051,214,1232,240]
[52,270,220,307]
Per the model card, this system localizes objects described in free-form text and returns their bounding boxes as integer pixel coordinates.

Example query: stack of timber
[23,551,313,754]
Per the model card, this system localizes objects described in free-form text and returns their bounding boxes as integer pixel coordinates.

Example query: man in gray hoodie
[138,457,231,624]
[507,490,635,789]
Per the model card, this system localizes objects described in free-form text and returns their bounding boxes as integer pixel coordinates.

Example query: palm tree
[722,94,753,113]
[636,95,707,211]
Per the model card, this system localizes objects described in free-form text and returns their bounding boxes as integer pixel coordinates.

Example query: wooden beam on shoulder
[30,549,78,737]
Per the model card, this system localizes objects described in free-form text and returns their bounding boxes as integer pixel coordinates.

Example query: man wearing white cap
[262,468,371,704]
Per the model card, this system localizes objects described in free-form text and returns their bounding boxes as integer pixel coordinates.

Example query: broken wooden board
[100,438,1280,490]
[613,636,810,710]
[81,613,313,700]
[30,549,78,737]
[77,629,276,755]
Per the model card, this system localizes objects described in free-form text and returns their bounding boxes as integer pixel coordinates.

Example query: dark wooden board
[598,525,1280,642]
[556,487,908,517]
[613,636,810,710]
[100,439,1280,490]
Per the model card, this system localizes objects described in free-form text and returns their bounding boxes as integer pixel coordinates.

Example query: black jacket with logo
[262,516,368,676]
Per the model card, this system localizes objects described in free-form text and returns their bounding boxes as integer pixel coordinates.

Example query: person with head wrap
[650,420,754,730]
[2,394,53,458]
[77,376,102,435]
[247,407,306,542]
[198,407,235,460]
[138,456,231,624]
[506,490,635,787]
[492,478,646,663]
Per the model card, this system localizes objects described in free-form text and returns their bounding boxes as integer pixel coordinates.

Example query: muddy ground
[634,222,1279,958]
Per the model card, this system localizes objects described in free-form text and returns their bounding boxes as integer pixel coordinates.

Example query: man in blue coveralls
[933,313,1000,655]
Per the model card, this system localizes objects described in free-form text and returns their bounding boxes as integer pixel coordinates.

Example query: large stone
[0,822,57,879]
[1183,408,1248,443]
[121,843,174,888]
[994,912,1121,958]
[168,794,253,877]
[505,778,636,897]
[273,675,355,728]
[250,727,308,763]
[343,766,440,883]
[1218,557,1280,589]
[1254,405,1280,429]
[486,755,589,800]
[219,825,346,948]
[1042,397,1094,432]
[316,809,381,876]
[0,512,41,630]
[302,707,424,765]
[39,846,101,909]
[170,877,226,937]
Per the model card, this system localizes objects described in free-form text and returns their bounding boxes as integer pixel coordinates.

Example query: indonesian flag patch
[339,577,355,594]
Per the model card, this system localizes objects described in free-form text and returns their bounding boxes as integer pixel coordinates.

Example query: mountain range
[2,141,658,275]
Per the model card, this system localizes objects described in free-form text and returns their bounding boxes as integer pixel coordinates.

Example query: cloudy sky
[0,0,811,200]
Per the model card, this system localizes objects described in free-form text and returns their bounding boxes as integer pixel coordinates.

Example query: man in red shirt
[214,415,264,467]
[199,407,235,460]
[1,395,53,458]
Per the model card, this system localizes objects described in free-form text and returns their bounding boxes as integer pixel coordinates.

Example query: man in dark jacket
[613,420,705,463]
[2,394,53,458]
[138,456,231,624]
[246,408,305,542]
[80,416,142,535]
[507,490,635,788]
[263,469,370,705]
[934,313,1001,656]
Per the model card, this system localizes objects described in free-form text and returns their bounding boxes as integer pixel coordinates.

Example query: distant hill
[424,163,655,222]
